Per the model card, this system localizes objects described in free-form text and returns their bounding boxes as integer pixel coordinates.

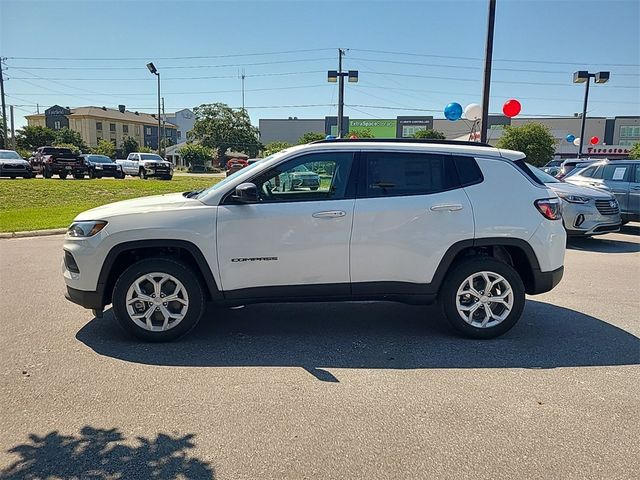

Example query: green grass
[0,177,220,232]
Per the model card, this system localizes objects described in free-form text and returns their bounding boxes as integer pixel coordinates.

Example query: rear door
[350,151,475,294]
[629,163,640,219]
[600,163,631,213]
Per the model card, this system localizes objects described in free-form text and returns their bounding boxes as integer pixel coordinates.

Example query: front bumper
[562,201,621,236]
[0,164,33,177]
[65,285,103,310]
[52,165,87,174]
[529,266,564,295]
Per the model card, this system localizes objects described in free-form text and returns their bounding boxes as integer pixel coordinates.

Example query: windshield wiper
[183,188,206,198]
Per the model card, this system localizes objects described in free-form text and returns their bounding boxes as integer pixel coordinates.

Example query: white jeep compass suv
[63,139,565,341]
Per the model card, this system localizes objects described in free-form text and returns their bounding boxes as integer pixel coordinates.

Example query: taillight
[535,198,562,220]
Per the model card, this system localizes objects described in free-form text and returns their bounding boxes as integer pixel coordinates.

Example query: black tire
[112,258,206,342]
[439,257,525,339]
[88,170,95,179]
[59,172,68,180]
[140,168,147,179]
[43,168,52,179]
[96,173,102,179]
[162,175,173,181]
[74,173,84,180]
[9,175,16,179]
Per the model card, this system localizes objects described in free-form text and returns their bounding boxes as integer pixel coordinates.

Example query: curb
[0,228,67,239]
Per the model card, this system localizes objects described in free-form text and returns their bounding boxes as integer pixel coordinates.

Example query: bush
[298,132,326,144]
[497,123,556,167]
[178,143,213,168]
[629,142,640,160]
[91,139,116,158]
[413,129,446,139]
[263,141,293,156]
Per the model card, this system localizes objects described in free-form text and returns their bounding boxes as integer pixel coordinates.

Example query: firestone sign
[586,145,631,155]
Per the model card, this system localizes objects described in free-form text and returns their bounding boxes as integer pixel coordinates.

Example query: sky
[1,0,639,130]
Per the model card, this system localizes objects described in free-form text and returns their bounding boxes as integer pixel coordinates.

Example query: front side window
[250,152,354,203]
[365,152,459,197]
[578,166,599,178]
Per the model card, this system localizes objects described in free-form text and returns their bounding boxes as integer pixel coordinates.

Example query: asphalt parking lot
[1,227,638,479]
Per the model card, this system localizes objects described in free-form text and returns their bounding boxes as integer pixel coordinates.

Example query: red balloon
[502,99,521,118]
[590,136,599,145]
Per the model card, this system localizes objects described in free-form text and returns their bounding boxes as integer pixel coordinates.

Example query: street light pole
[146,62,161,155]
[480,0,496,144]
[328,49,358,138]
[337,48,345,138]
[578,78,590,158]
[573,70,610,158]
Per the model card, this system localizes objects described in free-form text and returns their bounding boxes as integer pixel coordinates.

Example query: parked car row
[0,148,173,180]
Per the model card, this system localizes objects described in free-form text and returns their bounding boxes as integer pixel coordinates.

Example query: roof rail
[309,138,493,148]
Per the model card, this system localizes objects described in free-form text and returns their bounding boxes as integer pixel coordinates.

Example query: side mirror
[233,182,259,203]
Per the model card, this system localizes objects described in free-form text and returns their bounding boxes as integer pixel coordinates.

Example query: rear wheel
[439,257,525,339]
[59,172,68,180]
[112,258,205,342]
[74,173,84,180]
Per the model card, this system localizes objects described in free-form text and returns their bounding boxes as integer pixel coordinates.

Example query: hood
[74,192,200,221]
[546,181,613,199]
[142,159,172,166]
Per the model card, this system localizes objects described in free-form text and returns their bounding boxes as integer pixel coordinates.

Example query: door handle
[312,210,346,218]
[430,204,463,212]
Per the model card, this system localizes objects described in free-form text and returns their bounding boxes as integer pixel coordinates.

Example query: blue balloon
[566,134,575,143]
[444,102,463,121]
[325,134,336,140]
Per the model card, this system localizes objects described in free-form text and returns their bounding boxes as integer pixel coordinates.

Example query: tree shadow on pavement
[76,300,640,382]
[567,236,640,253]
[0,426,214,480]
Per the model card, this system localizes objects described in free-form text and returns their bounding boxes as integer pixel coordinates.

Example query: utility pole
[0,57,7,148]
[10,104,15,150]
[37,103,40,114]
[480,0,496,144]
[240,69,246,110]
[161,96,166,155]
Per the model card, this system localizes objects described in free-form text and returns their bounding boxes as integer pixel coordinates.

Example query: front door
[600,163,631,213]
[216,151,356,298]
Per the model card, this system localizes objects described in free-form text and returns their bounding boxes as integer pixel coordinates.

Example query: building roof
[26,106,177,128]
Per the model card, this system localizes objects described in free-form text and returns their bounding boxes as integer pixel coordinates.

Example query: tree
[190,103,261,166]
[122,136,139,157]
[496,123,556,167]
[263,141,293,156]
[138,145,154,153]
[16,125,56,151]
[178,143,213,168]
[348,128,375,138]
[629,142,640,160]
[91,139,116,158]
[298,132,325,144]
[53,127,88,152]
[413,129,446,140]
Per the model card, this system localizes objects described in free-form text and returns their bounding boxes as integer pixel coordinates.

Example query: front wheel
[112,258,205,342]
[43,167,52,179]
[74,173,84,180]
[59,172,68,180]
[139,168,147,179]
[439,257,525,339]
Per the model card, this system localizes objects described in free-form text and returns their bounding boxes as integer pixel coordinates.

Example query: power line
[5,48,336,61]
[9,58,335,71]
[350,48,640,68]
[6,71,327,81]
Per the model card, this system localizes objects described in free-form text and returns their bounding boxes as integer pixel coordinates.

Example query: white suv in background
[63,139,565,341]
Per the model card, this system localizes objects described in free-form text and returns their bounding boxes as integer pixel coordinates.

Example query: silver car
[529,165,621,236]
[564,160,640,224]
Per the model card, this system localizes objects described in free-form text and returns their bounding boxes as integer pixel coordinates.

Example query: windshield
[140,154,164,161]
[43,147,73,155]
[195,154,277,199]
[527,163,560,183]
[0,151,22,160]
[86,155,113,163]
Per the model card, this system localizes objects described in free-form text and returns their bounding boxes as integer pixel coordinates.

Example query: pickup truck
[116,152,173,180]
[30,146,87,179]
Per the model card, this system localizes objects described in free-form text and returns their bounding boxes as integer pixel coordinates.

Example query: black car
[80,154,125,179]
[0,149,34,178]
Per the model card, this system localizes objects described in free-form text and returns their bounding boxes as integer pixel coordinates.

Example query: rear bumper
[65,286,103,310]
[529,266,564,295]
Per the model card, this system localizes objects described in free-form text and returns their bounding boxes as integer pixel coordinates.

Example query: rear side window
[365,152,458,197]
[452,155,483,186]
[513,159,545,186]
[601,164,629,181]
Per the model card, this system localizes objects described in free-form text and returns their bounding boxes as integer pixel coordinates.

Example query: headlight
[558,193,590,204]
[67,221,108,237]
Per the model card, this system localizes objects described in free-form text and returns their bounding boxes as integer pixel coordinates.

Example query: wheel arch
[98,239,222,307]
[431,238,541,295]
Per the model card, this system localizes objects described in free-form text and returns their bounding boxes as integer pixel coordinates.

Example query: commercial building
[163,108,195,143]
[259,115,639,158]
[25,105,178,150]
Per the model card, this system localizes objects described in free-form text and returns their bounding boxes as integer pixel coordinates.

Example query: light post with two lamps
[573,70,610,158]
